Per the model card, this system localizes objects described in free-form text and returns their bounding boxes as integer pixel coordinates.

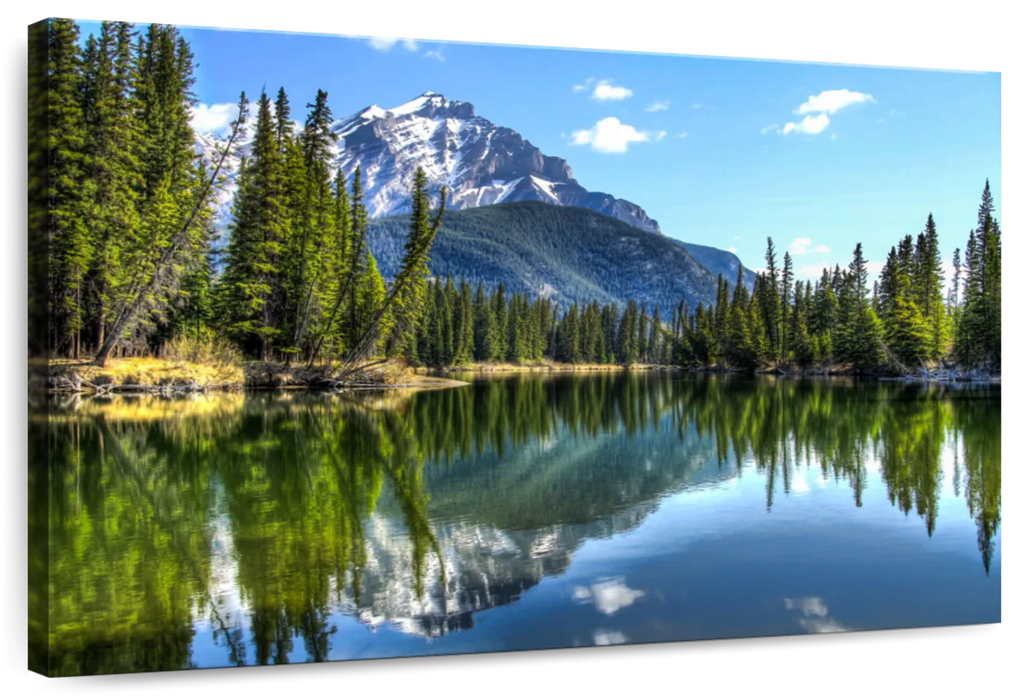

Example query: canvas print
[27,18,1001,677]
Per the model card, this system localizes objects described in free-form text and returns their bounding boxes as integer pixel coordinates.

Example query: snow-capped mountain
[193,91,661,240]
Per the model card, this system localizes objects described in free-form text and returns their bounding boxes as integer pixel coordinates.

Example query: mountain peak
[385,92,475,120]
[199,91,661,240]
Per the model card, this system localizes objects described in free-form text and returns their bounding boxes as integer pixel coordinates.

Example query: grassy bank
[45,357,468,394]
[48,357,243,389]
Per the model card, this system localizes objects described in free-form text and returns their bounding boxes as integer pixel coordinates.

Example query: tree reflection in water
[30,374,1000,675]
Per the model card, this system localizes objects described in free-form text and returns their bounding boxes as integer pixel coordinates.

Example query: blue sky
[80,21,1002,280]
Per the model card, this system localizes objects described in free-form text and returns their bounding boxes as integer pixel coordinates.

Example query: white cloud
[569,117,652,153]
[191,103,237,135]
[692,103,704,109]
[424,49,445,61]
[591,80,633,101]
[771,88,873,139]
[645,100,671,112]
[677,131,689,138]
[572,77,595,93]
[782,113,830,135]
[728,247,738,253]
[573,578,645,615]
[655,130,668,142]
[368,37,419,52]
[797,89,876,115]
[790,237,813,254]
[815,244,831,254]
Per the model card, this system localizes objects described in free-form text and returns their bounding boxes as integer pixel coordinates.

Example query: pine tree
[492,283,508,361]
[954,181,1002,370]
[881,243,931,368]
[94,23,228,365]
[274,87,292,147]
[948,248,962,314]
[353,251,388,355]
[726,267,755,368]
[811,269,838,359]
[913,214,947,359]
[844,243,884,369]
[441,275,458,364]
[504,293,520,362]
[647,305,663,366]
[747,293,770,362]
[453,280,474,365]
[557,302,582,363]
[954,230,980,367]
[983,216,1002,368]
[617,300,639,365]
[46,19,91,357]
[790,282,814,369]
[712,277,729,361]
[384,166,436,358]
[219,91,288,358]
[637,302,650,364]
[762,238,781,355]
[472,281,496,361]
[601,304,618,363]
[307,167,354,362]
[417,281,439,367]
[80,22,145,354]
[540,299,557,361]
[779,252,794,363]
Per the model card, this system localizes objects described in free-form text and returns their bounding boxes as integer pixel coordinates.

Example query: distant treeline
[412,180,1001,372]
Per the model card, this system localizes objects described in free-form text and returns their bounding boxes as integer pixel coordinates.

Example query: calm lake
[32,373,1001,675]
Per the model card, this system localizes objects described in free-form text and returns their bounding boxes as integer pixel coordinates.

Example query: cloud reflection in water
[784,597,853,634]
[573,577,645,616]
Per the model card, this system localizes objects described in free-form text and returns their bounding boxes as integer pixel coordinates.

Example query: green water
[30,373,1001,676]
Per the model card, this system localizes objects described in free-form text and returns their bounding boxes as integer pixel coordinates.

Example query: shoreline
[418,362,683,375]
[39,357,998,396]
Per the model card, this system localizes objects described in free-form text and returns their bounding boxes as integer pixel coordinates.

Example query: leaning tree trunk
[93,105,246,367]
[333,193,447,381]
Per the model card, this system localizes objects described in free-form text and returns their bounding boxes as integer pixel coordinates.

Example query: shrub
[165,331,243,375]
